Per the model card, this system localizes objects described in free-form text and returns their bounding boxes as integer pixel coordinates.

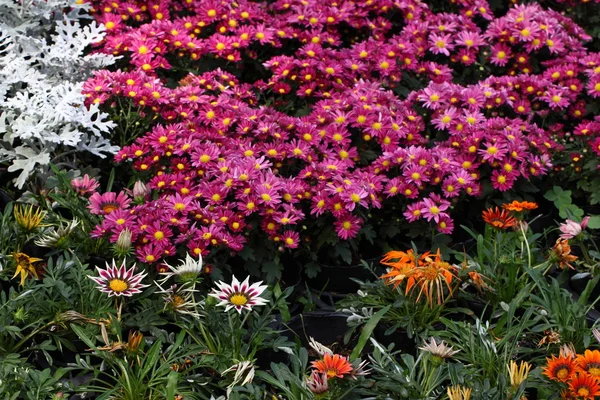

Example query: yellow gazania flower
[508,360,531,388]
[447,385,472,400]
[12,252,43,286]
[13,204,47,231]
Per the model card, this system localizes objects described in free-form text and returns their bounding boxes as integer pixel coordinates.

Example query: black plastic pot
[459,297,493,321]
[282,311,352,350]
[33,338,92,369]
[373,323,416,355]
[305,255,383,295]
[0,188,12,212]
[86,255,110,269]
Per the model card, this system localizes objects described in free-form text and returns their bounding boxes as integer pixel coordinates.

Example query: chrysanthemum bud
[133,181,150,202]
[115,229,133,255]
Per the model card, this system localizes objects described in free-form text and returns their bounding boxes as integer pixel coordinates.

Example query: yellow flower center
[325,368,338,378]
[556,367,569,380]
[578,388,590,397]
[230,294,248,306]
[588,366,600,376]
[101,203,118,213]
[172,295,185,307]
[109,279,128,293]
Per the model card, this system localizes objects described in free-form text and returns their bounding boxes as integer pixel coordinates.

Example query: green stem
[577,239,594,267]
[228,311,239,357]
[13,321,55,352]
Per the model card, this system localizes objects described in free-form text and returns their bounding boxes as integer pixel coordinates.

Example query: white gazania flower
[418,337,460,359]
[35,218,80,248]
[88,260,149,297]
[209,276,268,313]
[309,337,333,356]
[159,253,203,282]
[155,282,201,317]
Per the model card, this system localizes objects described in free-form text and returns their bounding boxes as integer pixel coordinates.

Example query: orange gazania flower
[409,249,457,306]
[468,270,491,292]
[576,350,600,378]
[311,353,353,379]
[502,200,538,212]
[380,249,420,290]
[568,372,600,399]
[543,354,577,382]
[550,238,578,270]
[482,207,517,230]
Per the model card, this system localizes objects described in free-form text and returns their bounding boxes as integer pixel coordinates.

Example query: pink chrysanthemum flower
[88,260,149,297]
[209,276,269,313]
[71,174,100,196]
[334,214,362,240]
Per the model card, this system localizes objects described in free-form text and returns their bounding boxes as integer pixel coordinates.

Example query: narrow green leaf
[70,324,97,350]
[106,168,116,192]
[165,371,179,400]
[273,283,291,322]
[351,305,391,360]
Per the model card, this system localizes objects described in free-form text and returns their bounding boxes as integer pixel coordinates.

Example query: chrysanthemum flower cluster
[80,0,600,264]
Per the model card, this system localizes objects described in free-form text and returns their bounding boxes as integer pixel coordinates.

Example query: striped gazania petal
[88,259,149,297]
[209,276,269,314]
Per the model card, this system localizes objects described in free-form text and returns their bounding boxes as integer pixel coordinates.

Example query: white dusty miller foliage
[0,0,119,188]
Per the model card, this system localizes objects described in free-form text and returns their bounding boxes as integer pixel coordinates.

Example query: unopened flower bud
[133,181,150,202]
[512,220,529,233]
[13,307,26,323]
[115,229,132,255]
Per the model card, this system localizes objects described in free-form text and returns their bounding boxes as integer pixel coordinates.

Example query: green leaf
[544,186,571,204]
[70,324,97,350]
[106,168,116,192]
[165,371,179,400]
[334,243,353,265]
[263,260,282,282]
[304,262,321,279]
[350,305,391,360]
[587,215,600,230]
[559,204,584,220]
[361,224,376,244]
[273,282,291,322]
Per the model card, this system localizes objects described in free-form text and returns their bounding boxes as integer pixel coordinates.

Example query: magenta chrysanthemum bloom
[209,276,268,313]
[71,174,100,196]
[88,260,149,297]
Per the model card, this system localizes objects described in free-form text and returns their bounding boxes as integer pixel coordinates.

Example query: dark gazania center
[586,362,600,376]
